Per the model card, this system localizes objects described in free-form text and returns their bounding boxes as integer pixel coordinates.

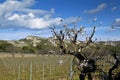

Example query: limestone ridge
[6,35,55,47]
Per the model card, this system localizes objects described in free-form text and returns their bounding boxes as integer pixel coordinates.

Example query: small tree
[0,41,16,57]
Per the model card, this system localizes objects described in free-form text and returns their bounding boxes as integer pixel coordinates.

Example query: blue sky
[0,0,120,41]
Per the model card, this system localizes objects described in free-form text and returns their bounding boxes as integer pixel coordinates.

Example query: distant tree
[22,46,35,53]
[0,41,16,57]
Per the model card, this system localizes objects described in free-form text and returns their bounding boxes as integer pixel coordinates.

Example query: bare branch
[84,26,96,48]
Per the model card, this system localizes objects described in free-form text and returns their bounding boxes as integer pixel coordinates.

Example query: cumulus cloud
[0,0,77,29]
[85,3,107,14]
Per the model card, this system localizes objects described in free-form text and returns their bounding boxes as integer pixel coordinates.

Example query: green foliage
[0,41,14,52]
[22,46,36,53]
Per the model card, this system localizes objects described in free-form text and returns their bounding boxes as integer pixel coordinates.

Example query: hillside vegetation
[0,36,56,55]
[0,35,120,56]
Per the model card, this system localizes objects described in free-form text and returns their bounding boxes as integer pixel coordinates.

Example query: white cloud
[0,0,34,16]
[85,3,107,14]
[111,6,117,11]
[27,17,62,29]
[61,17,81,25]
[112,18,120,28]
[0,0,77,29]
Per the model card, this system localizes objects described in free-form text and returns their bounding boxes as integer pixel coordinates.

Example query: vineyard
[0,54,120,80]
[0,54,73,80]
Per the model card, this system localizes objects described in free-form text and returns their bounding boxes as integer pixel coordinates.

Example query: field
[0,53,75,80]
[0,53,120,80]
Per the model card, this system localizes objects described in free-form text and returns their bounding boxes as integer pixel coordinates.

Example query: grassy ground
[0,53,120,80]
[0,54,74,80]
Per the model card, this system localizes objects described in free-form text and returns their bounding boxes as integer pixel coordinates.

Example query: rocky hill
[0,35,120,55]
[0,36,56,54]
[7,36,48,47]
